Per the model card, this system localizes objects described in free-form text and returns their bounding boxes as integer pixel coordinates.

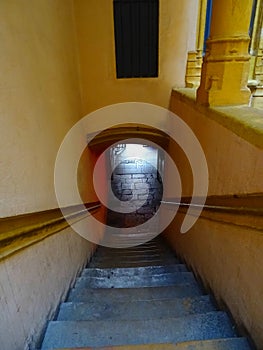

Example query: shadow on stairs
[39,236,252,350]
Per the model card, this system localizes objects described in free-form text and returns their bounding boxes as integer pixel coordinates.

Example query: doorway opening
[107,143,164,232]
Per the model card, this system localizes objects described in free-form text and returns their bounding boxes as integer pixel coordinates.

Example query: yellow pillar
[185,0,207,88]
[197,0,253,106]
[196,0,208,57]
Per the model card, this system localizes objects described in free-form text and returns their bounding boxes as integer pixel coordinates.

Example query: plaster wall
[0,0,96,218]
[0,227,95,350]
[0,2,97,349]
[73,0,199,114]
[164,93,263,348]
[167,94,263,197]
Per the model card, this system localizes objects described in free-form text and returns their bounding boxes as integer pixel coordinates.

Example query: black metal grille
[113,0,159,78]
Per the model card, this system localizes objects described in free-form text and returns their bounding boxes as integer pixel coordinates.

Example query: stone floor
[107,158,163,231]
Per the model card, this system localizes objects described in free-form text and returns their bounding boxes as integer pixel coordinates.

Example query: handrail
[161,196,263,216]
[161,196,263,231]
[0,202,101,261]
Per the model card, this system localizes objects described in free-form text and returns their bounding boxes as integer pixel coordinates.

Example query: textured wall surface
[0,0,84,217]
[165,92,263,348]
[73,0,199,114]
[0,228,95,350]
[0,1,97,349]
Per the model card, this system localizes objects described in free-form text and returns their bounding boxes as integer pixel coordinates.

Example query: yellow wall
[165,90,263,348]
[0,1,97,348]
[73,0,199,114]
[168,92,263,197]
[0,228,95,350]
[0,0,93,218]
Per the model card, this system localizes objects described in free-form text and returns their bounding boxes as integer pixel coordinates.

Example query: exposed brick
[131,179,143,184]
[122,189,133,195]
[111,174,122,180]
[124,179,138,185]
[121,183,134,190]
[111,183,122,190]
[118,174,132,179]
[146,174,157,180]
[121,194,133,201]
[135,183,149,190]
[138,194,153,200]
[132,189,147,195]
[132,174,145,179]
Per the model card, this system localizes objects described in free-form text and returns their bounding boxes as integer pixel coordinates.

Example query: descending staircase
[40,237,252,350]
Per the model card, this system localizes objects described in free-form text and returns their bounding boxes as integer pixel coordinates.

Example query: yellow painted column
[197,0,253,106]
[185,0,207,88]
[196,0,208,56]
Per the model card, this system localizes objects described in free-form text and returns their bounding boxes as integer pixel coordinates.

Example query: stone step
[93,239,167,252]
[97,242,169,250]
[93,250,175,259]
[68,285,203,303]
[74,272,196,289]
[88,259,179,268]
[57,295,215,321]
[96,236,166,249]
[81,264,188,278]
[90,255,176,263]
[91,254,177,265]
[90,254,177,262]
[41,311,236,349]
[52,337,251,350]
[96,246,172,253]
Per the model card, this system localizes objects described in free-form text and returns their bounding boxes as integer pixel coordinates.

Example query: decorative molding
[197,34,251,105]
[207,36,250,44]
[205,37,251,63]
[185,51,202,88]
[0,202,101,261]
[88,125,170,152]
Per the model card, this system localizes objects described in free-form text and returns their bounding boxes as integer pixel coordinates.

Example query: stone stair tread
[41,312,236,349]
[97,237,166,248]
[89,255,177,260]
[40,238,252,350]
[52,337,251,350]
[90,255,177,262]
[96,247,171,253]
[68,285,203,303]
[95,246,173,251]
[91,253,176,260]
[88,259,179,268]
[96,245,172,251]
[74,271,196,289]
[57,295,216,321]
[82,264,188,277]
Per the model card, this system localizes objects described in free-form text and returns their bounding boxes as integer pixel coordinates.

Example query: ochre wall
[0,0,96,218]
[167,93,263,198]
[0,228,95,350]
[0,1,97,349]
[73,0,199,114]
[164,91,263,348]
